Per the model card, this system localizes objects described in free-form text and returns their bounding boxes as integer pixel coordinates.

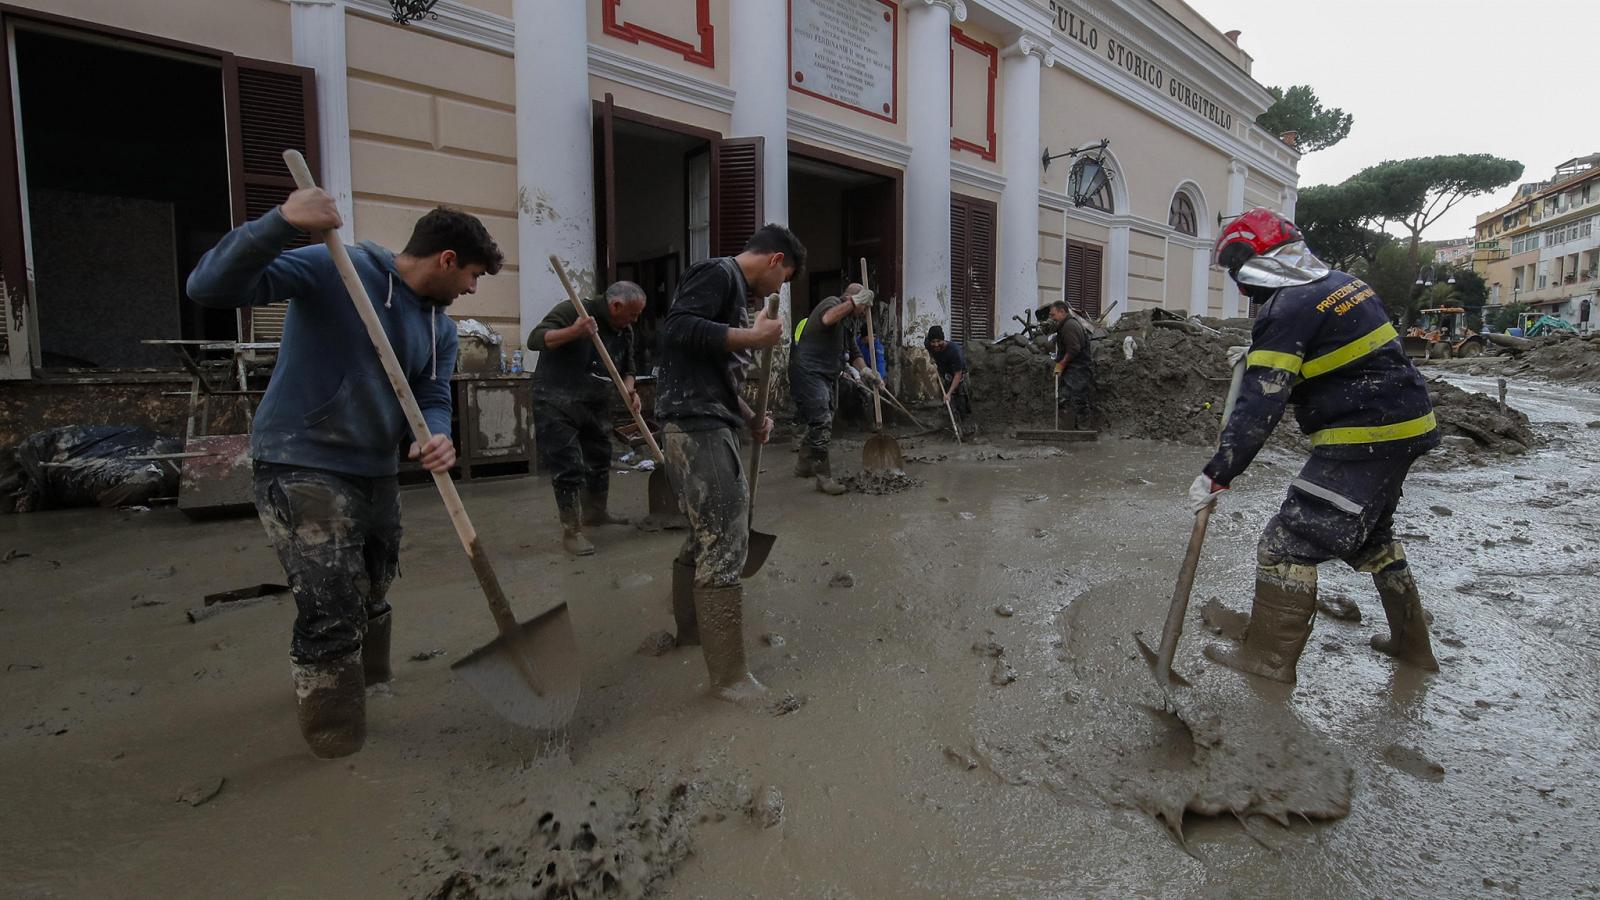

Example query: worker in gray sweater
[188,189,502,758]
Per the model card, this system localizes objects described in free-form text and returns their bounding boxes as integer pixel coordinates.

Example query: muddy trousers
[252,462,401,666]
[790,367,839,459]
[1056,363,1095,428]
[940,375,973,421]
[533,392,614,513]
[1258,451,1423,569]
[662,423,748,588]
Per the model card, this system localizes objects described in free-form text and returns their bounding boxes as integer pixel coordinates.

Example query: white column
[1190,243,1209,316]
[730,0,791,317]
[514,0,595,337]
[903,0,965,342]
[287,0,352,242]
[998,33,1052,327]
[1223,160,1247,317]
[1281,186,1298,221]
[1107,222,1129,322]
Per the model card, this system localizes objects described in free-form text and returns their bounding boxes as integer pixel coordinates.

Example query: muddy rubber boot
[694,584,767,703]
[813,452,847,496]
[559,504,595,556]
[671,559,700,646]
[794,451,816,478]
[1203,563,1318,684]
[362,611,392,686]
[1370,566,1440,672]
[580,489,630,527]
[292,651,367,759]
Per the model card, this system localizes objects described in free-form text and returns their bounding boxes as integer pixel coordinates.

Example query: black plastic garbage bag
[3,426,181,511]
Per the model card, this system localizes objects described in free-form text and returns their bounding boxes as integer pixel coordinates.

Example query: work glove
[1053,360,1066,375]
[1226,345,1248,368]
[861,367,884,388]
[851,288,876,309]
[1187,474,1226,513]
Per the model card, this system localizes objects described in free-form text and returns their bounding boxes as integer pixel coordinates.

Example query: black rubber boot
[1370,564,1440,671]
[362,611,392,686]
[580,489,630,527]
[694,584,767,703]
[559,502,595,556]
[292,650,367,759]
[1204,561,1318,684]
[672,558,700,646]
[813,451,846,496]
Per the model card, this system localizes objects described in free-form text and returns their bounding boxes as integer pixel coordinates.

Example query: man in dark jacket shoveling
[189,191,502,757]
[526,280,646,555]
[789,282,879,494]
[1192,207,1441,686]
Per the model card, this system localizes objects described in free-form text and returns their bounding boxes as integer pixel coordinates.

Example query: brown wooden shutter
[949,196,970,341]
[1065,238,1102,318]
[948,195,995,341]
[710,136,763,259]
[223,55,319,342]
[594,94,617,287]
[0,13,32,379]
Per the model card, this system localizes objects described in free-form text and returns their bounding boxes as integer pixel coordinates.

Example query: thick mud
[2,375,1598,897]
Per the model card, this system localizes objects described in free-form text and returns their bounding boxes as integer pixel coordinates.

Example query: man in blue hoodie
[187,188,502,757]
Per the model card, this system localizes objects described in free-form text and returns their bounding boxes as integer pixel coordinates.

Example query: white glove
[851,288,876,309]
[1226,345,1248,368]
[861,367,884,388]
[1188,474,1226,513]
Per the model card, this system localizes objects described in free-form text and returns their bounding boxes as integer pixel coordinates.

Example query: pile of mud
[838,469,924,494]
[414,764,772,900]
[965,310,1539,457]
[1433,333,1600,387]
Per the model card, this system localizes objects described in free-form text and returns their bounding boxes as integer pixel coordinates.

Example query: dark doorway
[14,25,233,368]
[786,151,897,327]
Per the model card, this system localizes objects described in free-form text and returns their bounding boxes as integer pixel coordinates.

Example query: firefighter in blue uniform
[1190,208,1442,685]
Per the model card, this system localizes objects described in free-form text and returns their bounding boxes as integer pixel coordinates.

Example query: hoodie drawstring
[387,269,437,380]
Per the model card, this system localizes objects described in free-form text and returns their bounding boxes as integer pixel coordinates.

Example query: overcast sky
[1184,0,1596,240]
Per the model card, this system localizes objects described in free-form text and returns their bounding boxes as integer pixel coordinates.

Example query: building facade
[0,0,1300,390]
[1474,155,1600,329]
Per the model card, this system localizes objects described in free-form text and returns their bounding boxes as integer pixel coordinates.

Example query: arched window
[1069,158,1113,213]
[1169,192,1197,236]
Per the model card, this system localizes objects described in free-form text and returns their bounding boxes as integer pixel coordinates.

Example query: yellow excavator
[1402,307,1487,360]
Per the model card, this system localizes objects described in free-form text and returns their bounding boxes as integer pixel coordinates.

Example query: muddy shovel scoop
[1135,346,1249,690]
[283,151,580,730]
[858,258,904,471]
[741,294,783,578]
[547,255,678,524]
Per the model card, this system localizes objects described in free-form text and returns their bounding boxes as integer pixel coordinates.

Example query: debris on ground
[1430,332,1600,386]
[836,469,924,494]
[828,572,855,589]
[636,630,677,657]
[176,776,226,807]
[2,426,182,513]
[1317,594,1362,622]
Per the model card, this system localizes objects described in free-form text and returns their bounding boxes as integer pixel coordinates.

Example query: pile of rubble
[963,310,1537,456]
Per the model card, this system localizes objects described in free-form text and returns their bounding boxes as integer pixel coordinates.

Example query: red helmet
[1214,207,1304,271]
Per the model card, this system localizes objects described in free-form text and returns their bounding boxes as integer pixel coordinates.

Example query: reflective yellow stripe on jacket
[1246,349,1303,375]
[793,318,808,343]
[1310,412,1437,447]
[1301,322,1399,378]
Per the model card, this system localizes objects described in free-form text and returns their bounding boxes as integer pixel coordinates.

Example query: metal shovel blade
[742,529,776,578]
[450,602,582,731]
[863,433,904,471]
[647,468,677,517]
[1134,632,1192,687]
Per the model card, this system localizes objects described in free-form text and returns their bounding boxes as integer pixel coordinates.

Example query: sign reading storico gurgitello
[1046,1,1234,132]
[789,0,898,122]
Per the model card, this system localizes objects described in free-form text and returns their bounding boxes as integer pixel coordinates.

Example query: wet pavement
[1,376,1597,898]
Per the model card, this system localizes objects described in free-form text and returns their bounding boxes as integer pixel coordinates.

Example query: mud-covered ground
[2,375,1598,898]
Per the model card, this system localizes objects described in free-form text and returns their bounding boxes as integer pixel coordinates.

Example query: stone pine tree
[1255,85,1353,153]
[1350,155,1524,273]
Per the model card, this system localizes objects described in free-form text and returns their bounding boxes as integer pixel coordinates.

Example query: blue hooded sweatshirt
[187,207,457,477]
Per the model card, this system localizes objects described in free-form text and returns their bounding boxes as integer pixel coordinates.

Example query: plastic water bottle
[510,350,524,374]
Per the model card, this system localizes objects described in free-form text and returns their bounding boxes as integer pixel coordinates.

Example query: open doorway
[786,148,898,332]
[13,24,233,369]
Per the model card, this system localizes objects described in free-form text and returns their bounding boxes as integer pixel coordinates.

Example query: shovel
[282,151,579,731]
[546,255,677,521]
[741,293,782,578]
[1135,347,1249,688]
[859,258,904,470]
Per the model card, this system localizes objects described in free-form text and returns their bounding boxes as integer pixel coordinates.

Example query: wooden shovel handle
[282,150,519,635]
[547,255,664,466]
[860,258,883,428]
[746,293,781,524]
